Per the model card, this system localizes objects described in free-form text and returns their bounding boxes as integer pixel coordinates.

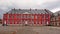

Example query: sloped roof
[54,11,60,16]
[6,8,53,15]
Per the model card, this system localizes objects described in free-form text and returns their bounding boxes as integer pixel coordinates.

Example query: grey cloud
[35,0,60,10]
[0,0,60,18]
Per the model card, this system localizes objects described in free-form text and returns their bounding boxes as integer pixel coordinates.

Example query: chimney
[12,8,15,10]
[44,9,49,14]
[58,13,60,16]
[13,8,15,10]
[35,9,37,11]
[30,8,31,11]
[19,9,21,10]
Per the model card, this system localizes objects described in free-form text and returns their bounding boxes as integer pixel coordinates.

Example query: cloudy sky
[0,0,60,18]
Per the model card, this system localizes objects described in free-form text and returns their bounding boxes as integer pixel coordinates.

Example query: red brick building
[3,8,51,26]
[50,12,60,26]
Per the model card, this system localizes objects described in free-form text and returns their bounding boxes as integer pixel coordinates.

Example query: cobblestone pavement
[0,25,60,34]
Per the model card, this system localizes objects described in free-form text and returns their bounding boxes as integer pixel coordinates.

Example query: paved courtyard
[0,25,60,34]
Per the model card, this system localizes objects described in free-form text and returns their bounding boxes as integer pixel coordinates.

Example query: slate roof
[54,11,60,16]
[6,8,53,15]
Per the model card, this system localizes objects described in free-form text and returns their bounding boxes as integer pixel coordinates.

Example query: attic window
[6,13,8,14]
[58,13,60,16]
[23,12,30,14]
